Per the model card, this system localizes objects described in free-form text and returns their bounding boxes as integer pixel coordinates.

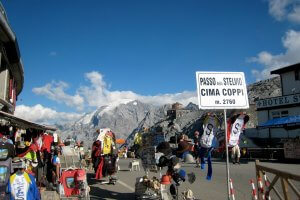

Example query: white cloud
[33,71,198,114]
[77,71,198,108]
[15,104,82,124]
[33,81,84,111]
[288,5,300,22]
[250,29,300,81]
[268,0,300,23]
[28,72,198,124]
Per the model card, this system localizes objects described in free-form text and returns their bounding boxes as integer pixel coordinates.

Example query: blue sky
[3,0,300,123]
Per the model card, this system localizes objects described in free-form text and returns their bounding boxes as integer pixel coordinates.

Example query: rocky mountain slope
[57,76,281,146]
[57,100,169,146]
[247,76,281,104]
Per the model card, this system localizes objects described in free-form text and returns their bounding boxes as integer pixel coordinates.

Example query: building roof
[0,2,24,96]
[270,63,300,75]
[0,110,56,131]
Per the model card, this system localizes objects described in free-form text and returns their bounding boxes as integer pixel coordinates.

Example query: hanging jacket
[41,134,53,153]
[134,132,142,145]
[227,114,249,147]
[7,171,40,200]
[102,135,112,155]
[200,115,220,148]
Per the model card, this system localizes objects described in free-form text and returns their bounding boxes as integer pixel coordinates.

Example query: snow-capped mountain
[57,76,282,147]
[57,100,166,146]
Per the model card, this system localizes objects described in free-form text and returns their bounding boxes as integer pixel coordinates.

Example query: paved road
[88,158,300,200]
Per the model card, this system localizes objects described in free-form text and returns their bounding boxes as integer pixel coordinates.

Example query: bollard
[250,179,258,200]
[258,177,265,200]
[263,173,271,200]
[229,179,235,200]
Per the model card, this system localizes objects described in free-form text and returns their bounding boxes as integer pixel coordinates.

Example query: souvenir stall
[92,128,118,184]
[0,110,58,199]
[136,130,197,200]
[135,132,165,199]
[0,125,14,199]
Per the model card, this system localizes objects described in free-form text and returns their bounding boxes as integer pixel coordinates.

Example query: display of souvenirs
[135,176,161,199]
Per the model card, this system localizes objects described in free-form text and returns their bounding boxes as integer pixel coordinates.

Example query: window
[271,110,289,118]
[296,69,300,81]
[271,111,280,119]
[281,110,289,117]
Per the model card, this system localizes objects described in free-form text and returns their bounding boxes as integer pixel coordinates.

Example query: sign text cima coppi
[196,72,249,109]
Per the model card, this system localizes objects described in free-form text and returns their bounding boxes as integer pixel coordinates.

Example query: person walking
[193,131,200,167]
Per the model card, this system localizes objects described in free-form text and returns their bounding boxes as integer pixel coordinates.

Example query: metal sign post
[224,109,230,200]
[195,71,249,200]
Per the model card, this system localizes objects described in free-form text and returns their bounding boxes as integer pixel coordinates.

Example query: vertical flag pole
[224,109,231,200]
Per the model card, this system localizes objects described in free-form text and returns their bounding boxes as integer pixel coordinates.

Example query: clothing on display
[200,115,220,148]
[103,135,112,155]
[199,114,220,181]
[226,113,249,164]
[7,171,40,200]
[41,134,53,153]
[14,130,22,143]
[228,117,245,147]
[53,133,58,143]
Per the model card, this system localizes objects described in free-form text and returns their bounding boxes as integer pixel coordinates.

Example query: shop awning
[258,115,300,128]
[0,110,56,131]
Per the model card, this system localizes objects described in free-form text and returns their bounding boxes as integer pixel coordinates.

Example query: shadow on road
[118,169,131,172]
[87,173,135,200]
[89,185,135,200]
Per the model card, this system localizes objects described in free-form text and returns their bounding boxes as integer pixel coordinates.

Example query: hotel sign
[256,93,300,109]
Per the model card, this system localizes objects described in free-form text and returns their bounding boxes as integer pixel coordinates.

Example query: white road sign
[196,71,249,109]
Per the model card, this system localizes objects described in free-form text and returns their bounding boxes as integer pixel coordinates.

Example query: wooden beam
[287,179,300,198]
[272,185,284,200]
[281,178,290,200]
[256,163,300,182]
[267,176,284,200]
[268,175,279,193]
